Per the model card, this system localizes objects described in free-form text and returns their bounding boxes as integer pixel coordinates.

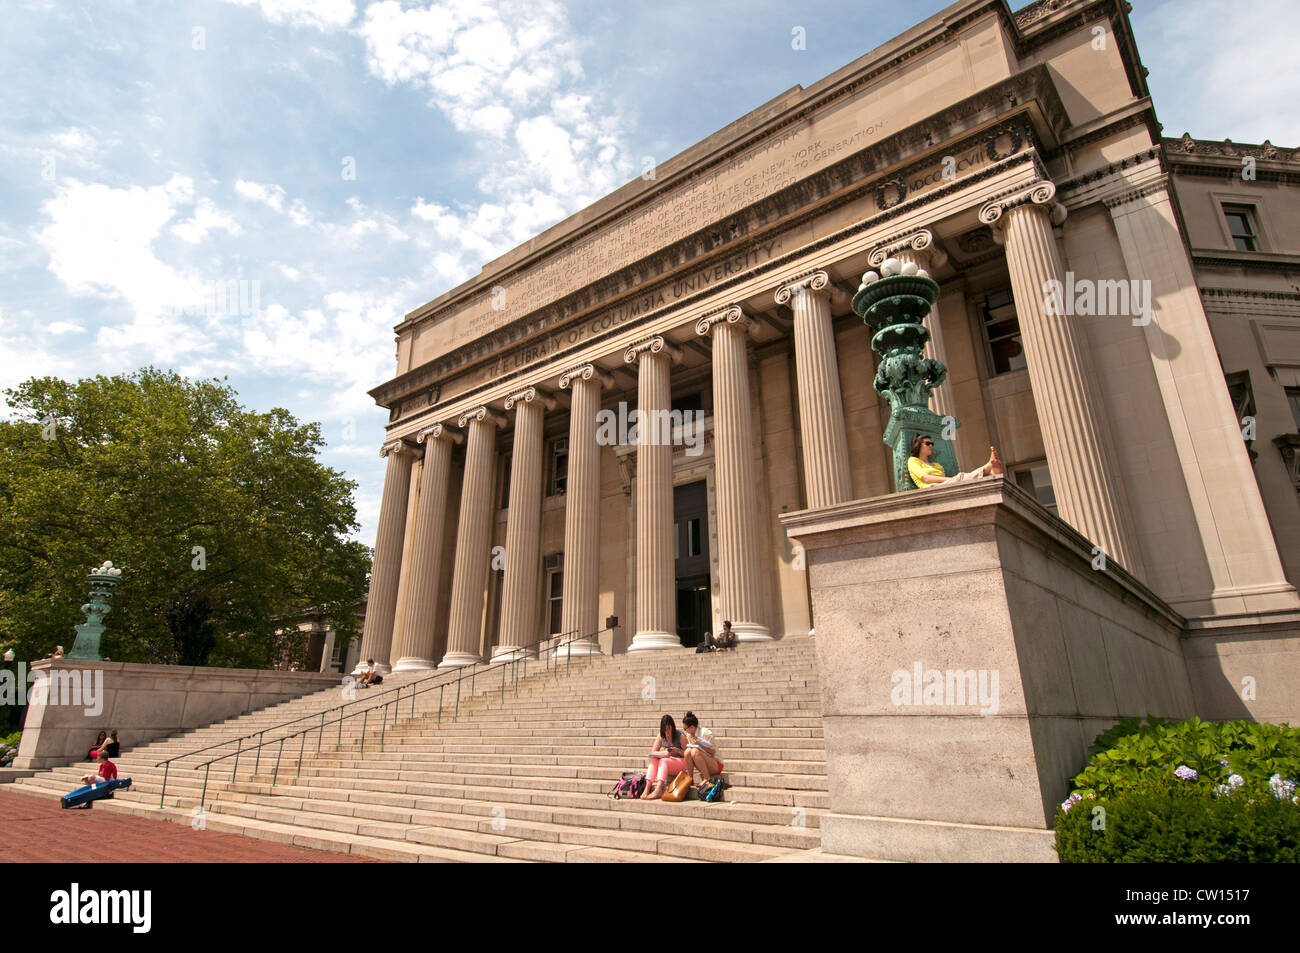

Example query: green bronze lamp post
[66,561,122,662]
[852,257,959,491]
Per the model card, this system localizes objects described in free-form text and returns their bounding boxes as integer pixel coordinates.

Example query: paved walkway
[0,789,370,863]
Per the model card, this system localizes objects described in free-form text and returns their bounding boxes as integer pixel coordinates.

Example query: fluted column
[776,271,853,508]
[357,438,417,674]
[697,307,771,641]
[626,336,681,651]
[493,387,554,662]
[557,363,614,656]
[869,229,955,423]
[392,423,462,671]
[981,181,1144,577]
[440,406,506,668]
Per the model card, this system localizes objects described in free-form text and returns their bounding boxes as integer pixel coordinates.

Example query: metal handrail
[164,627,608,809]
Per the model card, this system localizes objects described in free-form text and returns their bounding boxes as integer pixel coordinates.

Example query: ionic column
[776,271,853,508]
[626,336,682,651]
[868,229,956,423]
[697,307,771,641]
[356,438,417,674]
[493,387,554,662]
[557,363,615,656]
[392,423,462,671]
[981,182,1144,577]
[440,406,506,668]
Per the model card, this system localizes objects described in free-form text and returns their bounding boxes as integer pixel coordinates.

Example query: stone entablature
[379,54,1074,403]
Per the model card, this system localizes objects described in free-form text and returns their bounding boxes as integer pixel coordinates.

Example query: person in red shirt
[79,751,117,787]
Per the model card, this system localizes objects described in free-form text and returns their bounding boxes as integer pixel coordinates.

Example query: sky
[2,0,1298,550]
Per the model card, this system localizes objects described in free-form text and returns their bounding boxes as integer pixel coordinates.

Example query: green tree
[0,368,371,668]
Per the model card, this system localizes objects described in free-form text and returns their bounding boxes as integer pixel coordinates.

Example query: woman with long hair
[681,711,723,784]
[643,714,686,800]
[907,434,1003,489]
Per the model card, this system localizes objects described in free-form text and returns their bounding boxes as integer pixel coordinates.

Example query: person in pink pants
[643,714,686,799]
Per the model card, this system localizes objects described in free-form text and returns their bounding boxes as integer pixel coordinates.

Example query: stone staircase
[10,638,833,862]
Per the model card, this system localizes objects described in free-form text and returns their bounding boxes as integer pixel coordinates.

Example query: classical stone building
[357,0,1300,858]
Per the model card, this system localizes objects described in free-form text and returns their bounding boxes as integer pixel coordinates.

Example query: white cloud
[171,198,243,243]
[46,321,84,335]
[38,174,201,323]
[235,179,286,212]
[221,0,357,32]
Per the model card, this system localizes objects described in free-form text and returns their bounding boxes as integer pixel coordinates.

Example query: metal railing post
[361,709,368,756]
[296,732,306,779]
[317,711,324,754]
[438,684,444,726]
[232,737,242,782]
[455,677,461,719]
[159,763,169,808]
[254,731,264,776]
[381,703,389,748]
[200,763,210,810]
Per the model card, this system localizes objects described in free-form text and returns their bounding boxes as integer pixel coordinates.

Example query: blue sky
[2,0,1297,549]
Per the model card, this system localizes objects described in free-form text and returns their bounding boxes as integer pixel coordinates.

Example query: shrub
[0,730,19,768]
[1055,718,1300,862]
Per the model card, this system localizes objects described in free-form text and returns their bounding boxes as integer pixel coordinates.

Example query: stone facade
[359,0,1300,854]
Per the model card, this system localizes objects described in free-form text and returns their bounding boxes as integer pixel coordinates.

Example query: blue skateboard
[61,778,131,809]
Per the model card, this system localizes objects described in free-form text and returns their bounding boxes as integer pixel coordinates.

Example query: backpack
[610,771,647,799]
[697,775,729,803]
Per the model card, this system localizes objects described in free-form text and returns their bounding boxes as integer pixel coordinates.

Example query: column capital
[867,228,948,270]
[504,385,556,411]
[558,362,615,390]
[978,180,1067,227]
[379,438,419,459]
[416,422,463,445]
[623,335,682,365]
[695,305,755,337]
[457,405,508,429]
[774,269,831,306]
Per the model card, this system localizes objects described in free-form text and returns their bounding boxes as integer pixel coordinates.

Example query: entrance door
[673,481,711,648]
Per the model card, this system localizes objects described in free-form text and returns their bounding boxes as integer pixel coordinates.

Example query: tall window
[1012,462,1058,516]
[1287,387,1300,433]
[1223,205,1259,252]
[980,289,1026,376]
[547,437,569,496]
[544,556,563,636]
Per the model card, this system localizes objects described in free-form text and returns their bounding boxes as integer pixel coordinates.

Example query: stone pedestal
[781,479,1194,862]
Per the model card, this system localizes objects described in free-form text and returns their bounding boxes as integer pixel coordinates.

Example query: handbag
[661,770,692,803]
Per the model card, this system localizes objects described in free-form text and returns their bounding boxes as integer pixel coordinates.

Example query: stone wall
[13,661,342,770]
[782,479,1199,862]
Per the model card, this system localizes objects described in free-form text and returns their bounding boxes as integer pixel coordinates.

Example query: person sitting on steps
[357,659,384,688]
[907,435,1003,490]
[642,714,686,800]
[681,711,723,787]
[702,621,743,650]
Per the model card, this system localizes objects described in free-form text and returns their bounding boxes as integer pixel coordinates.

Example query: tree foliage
[0,368,371,668]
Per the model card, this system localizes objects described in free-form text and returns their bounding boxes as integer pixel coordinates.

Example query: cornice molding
[1165,133,1299,164]
[375,67,1067,407]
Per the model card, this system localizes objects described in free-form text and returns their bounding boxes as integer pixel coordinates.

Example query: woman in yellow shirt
[907,434,1003,489]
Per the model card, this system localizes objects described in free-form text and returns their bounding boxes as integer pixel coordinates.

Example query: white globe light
[900,260,919,276]
[917,268,930,279]
[861,271,880,285]
[881,258,902,276]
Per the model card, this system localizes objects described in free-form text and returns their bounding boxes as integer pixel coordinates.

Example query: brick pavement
[0,789,370,862]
